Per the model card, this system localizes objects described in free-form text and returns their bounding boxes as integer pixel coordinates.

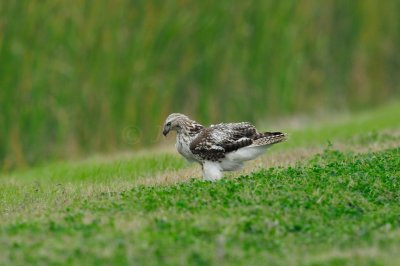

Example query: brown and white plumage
[163,113,287,181]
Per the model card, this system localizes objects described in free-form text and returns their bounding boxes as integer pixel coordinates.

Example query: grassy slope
[280,101,400,149]
[1,104,400,265]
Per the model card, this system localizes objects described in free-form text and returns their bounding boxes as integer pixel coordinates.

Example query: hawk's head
[162,113,190,136]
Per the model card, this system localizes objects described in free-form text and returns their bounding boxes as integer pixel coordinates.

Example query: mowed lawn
[1,103,400,266]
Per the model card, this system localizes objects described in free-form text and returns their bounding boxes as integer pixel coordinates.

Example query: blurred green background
[1,0,399,170]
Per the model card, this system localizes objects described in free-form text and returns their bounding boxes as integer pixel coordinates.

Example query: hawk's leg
[202,161,223,181]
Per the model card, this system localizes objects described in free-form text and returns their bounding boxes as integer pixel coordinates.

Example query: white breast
[176,134,198,162]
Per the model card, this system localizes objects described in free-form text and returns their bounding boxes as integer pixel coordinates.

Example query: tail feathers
[252,132,287,146]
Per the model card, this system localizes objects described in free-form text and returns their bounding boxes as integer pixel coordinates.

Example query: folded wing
[189,122,257,161]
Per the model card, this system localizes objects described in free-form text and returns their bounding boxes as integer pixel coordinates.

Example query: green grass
[282,101,400,149]
[1,148,399,265]
[1,105,400,265]
[6,153,185,183]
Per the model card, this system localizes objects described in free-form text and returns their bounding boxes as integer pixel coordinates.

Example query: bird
[162,113,287,181]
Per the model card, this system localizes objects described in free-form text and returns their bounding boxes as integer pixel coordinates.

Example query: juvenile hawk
[163,113,287,181]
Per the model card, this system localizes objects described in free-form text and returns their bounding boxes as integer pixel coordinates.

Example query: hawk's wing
[189,122,257,161]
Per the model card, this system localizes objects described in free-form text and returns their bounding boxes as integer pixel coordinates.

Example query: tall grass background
[1,0,399,169]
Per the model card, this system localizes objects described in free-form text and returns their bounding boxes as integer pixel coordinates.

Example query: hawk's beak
[163,126,170,136]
